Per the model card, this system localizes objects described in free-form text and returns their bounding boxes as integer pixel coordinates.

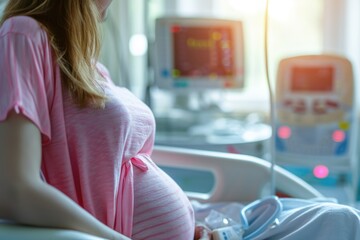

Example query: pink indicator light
[332,130,345,142]
[277,126,291,139]
[313,165,329,179]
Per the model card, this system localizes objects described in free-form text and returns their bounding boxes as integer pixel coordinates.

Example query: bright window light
[129,34,148,56]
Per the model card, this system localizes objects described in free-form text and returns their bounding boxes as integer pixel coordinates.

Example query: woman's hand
[194,223,212,240]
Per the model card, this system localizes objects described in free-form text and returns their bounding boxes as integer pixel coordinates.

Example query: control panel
[274,55,355,172]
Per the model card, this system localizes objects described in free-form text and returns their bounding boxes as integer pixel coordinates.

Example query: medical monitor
[154,17,244,91]
[275,54,355,171]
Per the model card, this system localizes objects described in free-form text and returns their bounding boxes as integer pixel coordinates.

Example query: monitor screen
[154,17,244,90]
[291,66,334,92]
[172,25,235,78]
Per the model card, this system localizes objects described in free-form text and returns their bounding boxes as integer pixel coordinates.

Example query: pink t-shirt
[0,16,194,239]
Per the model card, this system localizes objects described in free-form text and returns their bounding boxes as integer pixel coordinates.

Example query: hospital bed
[0,146,323,240]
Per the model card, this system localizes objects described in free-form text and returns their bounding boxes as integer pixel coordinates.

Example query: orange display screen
[291,66,334,92]
[171,25,235,78]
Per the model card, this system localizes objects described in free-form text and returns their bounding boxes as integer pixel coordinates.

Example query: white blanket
[193,198,360,240]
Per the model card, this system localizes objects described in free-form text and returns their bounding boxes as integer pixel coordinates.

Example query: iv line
[264,0,276,195]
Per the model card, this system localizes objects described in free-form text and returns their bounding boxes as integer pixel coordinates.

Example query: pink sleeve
[0,27,52,142]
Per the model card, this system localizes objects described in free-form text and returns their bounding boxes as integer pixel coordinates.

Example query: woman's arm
[0,111,130,240]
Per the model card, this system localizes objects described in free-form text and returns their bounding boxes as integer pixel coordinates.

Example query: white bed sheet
[193,198,360,240]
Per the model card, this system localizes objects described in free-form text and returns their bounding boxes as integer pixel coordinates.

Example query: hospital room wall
[344,0,360,97]
[99,0,147,99]
[0,1,6,15]
[326,0,360,90]
[343,0,360,189]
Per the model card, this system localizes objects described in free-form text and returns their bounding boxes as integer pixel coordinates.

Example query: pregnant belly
[132,159,195,240]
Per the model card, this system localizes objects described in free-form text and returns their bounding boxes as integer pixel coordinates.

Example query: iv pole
[264,0,277,195]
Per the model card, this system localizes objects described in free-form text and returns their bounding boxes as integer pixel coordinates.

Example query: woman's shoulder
[0,16,46,38]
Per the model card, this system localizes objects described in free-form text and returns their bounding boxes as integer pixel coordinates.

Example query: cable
[264,0,276,195]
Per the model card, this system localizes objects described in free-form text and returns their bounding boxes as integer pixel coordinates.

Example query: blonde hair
[1,0,106,108]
